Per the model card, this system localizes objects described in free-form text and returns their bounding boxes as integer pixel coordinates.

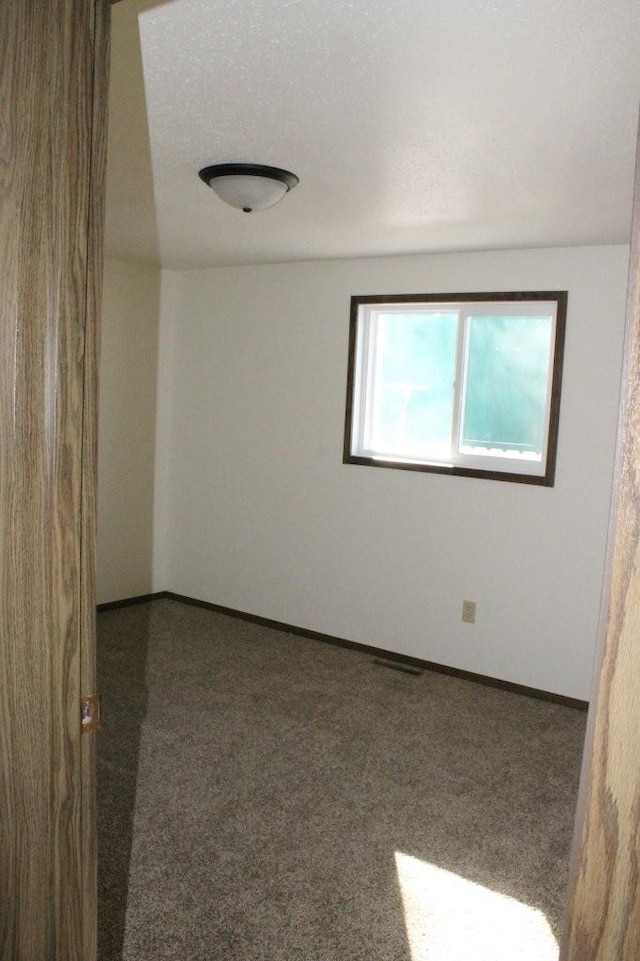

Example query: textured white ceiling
[105,0,640,268]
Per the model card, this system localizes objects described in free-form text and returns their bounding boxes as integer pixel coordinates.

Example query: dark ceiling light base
[198,163,299,213]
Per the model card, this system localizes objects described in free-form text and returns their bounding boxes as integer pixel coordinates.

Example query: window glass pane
[370,312,457,457]
[460,315,553,458]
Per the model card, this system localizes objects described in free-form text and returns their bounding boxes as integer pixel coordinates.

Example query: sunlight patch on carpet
[394,851,559,961]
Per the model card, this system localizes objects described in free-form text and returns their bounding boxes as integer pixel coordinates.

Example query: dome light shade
[198,163,299,213]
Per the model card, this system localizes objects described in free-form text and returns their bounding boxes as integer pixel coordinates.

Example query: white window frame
[344,292,567,486]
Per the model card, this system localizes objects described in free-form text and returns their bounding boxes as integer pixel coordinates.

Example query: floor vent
[373,657,423,676]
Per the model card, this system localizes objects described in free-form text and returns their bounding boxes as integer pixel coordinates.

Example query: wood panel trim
[0,1,109,957]
[562,117,640,959]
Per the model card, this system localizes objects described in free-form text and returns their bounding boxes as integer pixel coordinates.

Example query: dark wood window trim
[344,290,567,486]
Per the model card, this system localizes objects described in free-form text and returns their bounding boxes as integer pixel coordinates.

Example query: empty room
[96,1,640,959]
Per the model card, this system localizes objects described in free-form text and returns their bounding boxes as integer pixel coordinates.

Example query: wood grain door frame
[560,122,640,959]
[0,1,109,959]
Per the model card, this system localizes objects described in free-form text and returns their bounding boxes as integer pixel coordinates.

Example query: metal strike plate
[80,694,101,733]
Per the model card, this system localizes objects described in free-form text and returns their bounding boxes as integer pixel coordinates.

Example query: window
[344,292,567,485]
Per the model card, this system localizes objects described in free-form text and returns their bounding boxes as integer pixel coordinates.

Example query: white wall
[98,257,160,604]
[154,245,629,699]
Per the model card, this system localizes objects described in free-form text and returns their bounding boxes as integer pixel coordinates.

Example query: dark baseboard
[161,591,588,712]
[97,591,168,612]
[96,590,588,710]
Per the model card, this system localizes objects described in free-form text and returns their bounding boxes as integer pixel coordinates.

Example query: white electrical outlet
[462,599,476,624]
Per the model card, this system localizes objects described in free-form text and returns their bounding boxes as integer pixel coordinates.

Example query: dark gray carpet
[98,599,586,961]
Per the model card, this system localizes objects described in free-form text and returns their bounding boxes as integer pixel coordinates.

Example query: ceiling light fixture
[198,163,299,213]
